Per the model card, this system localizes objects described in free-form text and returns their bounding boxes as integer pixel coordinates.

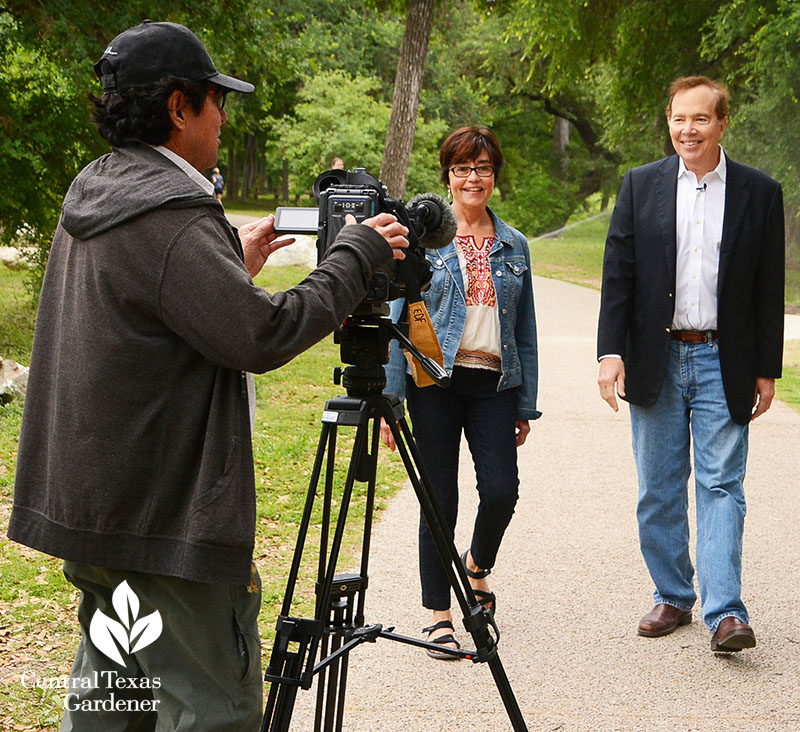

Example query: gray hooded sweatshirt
[9,143,391,585]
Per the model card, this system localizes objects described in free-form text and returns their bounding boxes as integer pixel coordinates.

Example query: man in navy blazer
[597,76,784,653]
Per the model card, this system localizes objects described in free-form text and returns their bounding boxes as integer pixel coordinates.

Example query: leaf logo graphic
[89,581,163,666]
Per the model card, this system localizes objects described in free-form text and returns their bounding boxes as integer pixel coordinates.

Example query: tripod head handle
[389,321,450,387]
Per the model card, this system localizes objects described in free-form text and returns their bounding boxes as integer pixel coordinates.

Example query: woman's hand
[380,417,397,451]
[515,420,530,447]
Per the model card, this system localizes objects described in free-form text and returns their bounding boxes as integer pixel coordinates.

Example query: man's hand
[239,214,295,278]
[346,213,409,259]
[751,377,776,420]
[598,357,626,412]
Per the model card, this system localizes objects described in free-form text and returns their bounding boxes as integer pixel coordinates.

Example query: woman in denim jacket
[381,126,541,659]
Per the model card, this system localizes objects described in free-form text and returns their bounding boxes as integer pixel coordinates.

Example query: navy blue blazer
[597,153,784,425]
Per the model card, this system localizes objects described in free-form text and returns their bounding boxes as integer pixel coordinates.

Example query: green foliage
[4,0,799,304]
[274,70,445,198]
[503,0,725,168]
[294,0,404,93]
[492,166,575,236]
[498,0,800,257]
[702,0,800,258]
[0,2,306,298]
[275,71,392,196]
[0,13,103,268]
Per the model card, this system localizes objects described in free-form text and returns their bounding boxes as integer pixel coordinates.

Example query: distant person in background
[331,156,345,170]
[597,76,784,653]
[381,126,540,659]
[211,166,224,200]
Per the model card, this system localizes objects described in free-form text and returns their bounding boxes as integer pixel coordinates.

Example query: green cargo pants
[59,561,263,732]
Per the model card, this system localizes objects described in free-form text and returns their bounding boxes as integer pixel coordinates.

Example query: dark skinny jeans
[406,366,520,611]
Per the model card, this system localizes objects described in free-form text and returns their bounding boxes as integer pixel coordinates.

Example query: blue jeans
[406,367,520,610]
[630,340,750,632]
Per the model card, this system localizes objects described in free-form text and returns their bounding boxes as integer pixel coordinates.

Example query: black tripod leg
[313,416,379,732]
[380,402,529,732]
[264,399,380,732]
[262,422,339,732]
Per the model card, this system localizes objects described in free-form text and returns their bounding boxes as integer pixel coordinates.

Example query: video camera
[274,168,457,309]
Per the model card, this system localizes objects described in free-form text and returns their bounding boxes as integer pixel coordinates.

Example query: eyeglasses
[209,90,227,110]
[449,164,495,178]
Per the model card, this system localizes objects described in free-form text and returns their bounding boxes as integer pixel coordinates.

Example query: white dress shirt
[151,144,216,197]
[672,149,726,331]
[598,147,727,361]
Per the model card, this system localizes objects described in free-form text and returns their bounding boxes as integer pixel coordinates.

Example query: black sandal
[461,550,496,615]
[422,620,461,661]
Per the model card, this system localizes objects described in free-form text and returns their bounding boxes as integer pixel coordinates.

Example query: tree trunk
[281,158,289,205]
[553,116,570,176]
[241,133,258,200]
[786,202,799,267]
[380,0,436,199]
[227,145,239,199]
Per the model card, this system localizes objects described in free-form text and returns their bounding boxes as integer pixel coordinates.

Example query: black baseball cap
[94,20,254,94]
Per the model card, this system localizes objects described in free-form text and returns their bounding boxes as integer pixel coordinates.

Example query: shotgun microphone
[407,193,458,250]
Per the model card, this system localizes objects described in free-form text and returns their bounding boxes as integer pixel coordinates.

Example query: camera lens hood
[313,170,348,202]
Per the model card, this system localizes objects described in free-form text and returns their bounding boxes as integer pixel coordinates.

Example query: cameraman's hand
[345,213,409,259]
[240,214,296,278]
[379,418,397,452]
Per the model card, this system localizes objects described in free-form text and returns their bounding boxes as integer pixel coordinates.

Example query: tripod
[261,312,529,732]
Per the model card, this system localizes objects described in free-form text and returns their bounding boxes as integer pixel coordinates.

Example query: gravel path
[268,274,800,732]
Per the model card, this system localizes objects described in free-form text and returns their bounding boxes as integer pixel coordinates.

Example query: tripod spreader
[261,388,529,732]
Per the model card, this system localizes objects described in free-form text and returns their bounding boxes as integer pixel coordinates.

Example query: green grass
[249,265,408,622]
[223,197,315,219]
[529,212,610,290]
[779,340,800,412]
[0,268,37,362]
[527,213,800,407]
[786,265,800,312]
[225,204,275,218]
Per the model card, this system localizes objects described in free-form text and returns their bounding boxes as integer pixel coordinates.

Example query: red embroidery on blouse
[456,235,496,307]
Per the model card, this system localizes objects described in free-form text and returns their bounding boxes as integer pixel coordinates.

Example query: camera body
[317,172,397,304]
[275,168,437,307]
[317,176,383,250]
[273,167,457,392]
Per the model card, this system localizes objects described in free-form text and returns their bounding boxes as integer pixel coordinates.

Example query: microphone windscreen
[407,192,458,250]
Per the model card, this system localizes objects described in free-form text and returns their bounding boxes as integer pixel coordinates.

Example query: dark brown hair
[666,76,729,121]
[92,74,210,147]
[439,126,504,186]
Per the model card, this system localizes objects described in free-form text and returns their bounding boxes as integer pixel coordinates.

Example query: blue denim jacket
[385,208,541,420]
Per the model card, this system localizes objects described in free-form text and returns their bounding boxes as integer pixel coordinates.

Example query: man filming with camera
[8,20,407,731]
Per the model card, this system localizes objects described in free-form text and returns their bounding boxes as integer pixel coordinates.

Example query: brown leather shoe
[638,603,692,637]
[710,617,756,652]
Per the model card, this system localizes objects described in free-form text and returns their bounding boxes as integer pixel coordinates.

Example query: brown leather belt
[670,329,718,343]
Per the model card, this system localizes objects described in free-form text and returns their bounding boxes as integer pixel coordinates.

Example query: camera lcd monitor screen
[274,207,319,235]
